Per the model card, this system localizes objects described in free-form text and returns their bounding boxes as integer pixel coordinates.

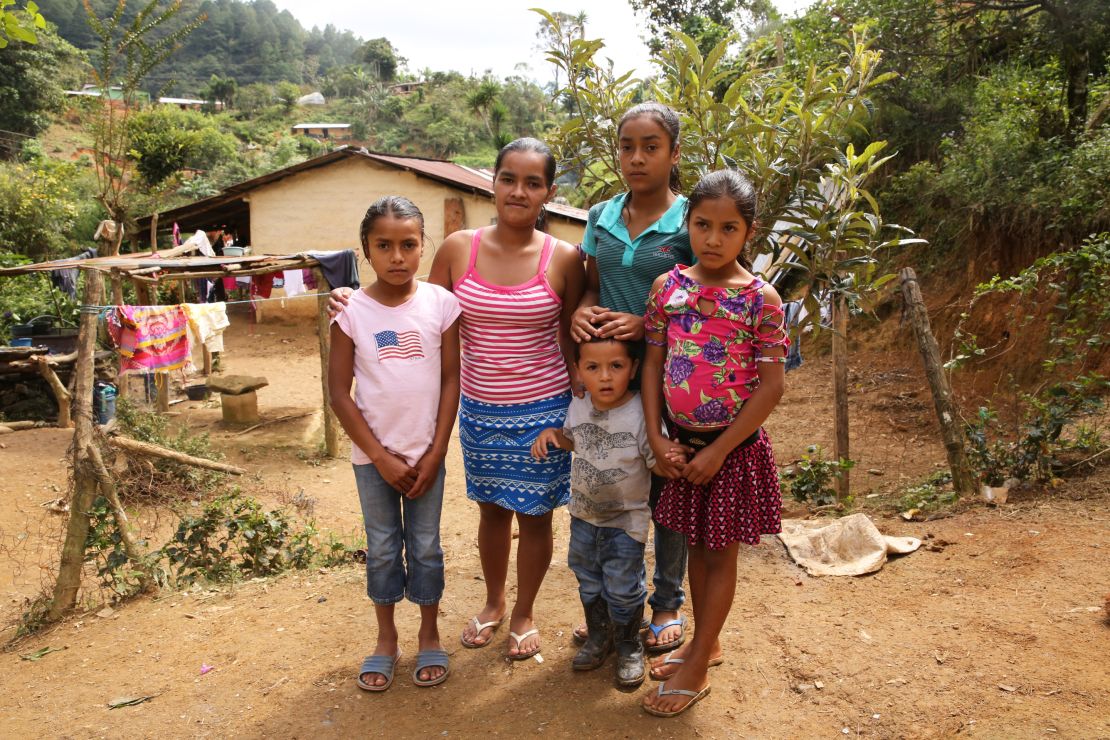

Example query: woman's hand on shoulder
[326,287,356,318]
[428,230,472,290]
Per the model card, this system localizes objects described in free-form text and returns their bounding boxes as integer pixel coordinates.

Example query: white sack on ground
[777,513,921,576]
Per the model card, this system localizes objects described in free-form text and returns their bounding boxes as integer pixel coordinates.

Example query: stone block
[221,390,259,424]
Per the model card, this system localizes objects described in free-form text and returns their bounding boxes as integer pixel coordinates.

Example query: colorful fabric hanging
[106,305,190,374]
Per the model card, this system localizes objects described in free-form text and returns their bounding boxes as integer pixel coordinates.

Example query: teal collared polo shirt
[582,192,694,315]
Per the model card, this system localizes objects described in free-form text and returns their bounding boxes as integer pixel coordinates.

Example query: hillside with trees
[34,0,365,91]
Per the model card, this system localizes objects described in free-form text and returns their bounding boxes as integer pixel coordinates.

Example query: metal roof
[137,147,588,230]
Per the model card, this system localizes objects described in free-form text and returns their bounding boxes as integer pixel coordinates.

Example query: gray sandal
[357,651,401,692]
[412,649,450,687]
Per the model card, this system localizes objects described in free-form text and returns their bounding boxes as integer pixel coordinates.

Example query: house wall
[246,157,584,321]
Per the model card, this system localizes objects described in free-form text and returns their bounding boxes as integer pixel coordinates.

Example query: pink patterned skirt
[653,429,782,550]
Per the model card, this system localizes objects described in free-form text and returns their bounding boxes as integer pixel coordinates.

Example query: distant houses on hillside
[291,123,353,142]
[64,85,222,111]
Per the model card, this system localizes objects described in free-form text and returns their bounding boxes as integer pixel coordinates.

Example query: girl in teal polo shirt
[570,101,694,656]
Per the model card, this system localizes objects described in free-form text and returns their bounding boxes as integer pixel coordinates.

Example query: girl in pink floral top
[639,170,788,718]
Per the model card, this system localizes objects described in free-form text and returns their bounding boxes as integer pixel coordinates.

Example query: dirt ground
[1,318,1108,739]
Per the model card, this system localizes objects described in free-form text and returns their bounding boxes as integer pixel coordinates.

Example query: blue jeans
[353,462,445,606]
[568,516,646,624]
[649,473,687,613]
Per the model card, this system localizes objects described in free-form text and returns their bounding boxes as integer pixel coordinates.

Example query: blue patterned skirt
[459,391,571,515]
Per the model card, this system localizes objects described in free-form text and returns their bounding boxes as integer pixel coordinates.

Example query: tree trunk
[900,268,979,496]
[86,443,154,592]
[1064,45,1089,140]
[149,212,159,253]
[48,270,104,621]
[108,435,245,474]
[314,269,340,458]
[831,296,850,501]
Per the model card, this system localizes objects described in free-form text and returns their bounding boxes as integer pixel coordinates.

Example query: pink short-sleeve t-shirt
[332,282,461,466]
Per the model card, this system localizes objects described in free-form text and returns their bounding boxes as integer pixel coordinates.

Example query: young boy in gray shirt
[532,337,684,689]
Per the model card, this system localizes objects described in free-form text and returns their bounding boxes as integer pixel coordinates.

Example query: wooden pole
[48,270,103,621]
[144,280,170,412]
[86,443,153,592]
[33,355,72,428]
[109,434,245,474]
[314,268,340,458]
[831,295,851,501]
[149,213,159,254]
[899,268,978,496]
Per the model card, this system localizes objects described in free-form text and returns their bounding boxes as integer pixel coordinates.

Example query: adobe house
[291,123,353,141]
[137,146,588,319]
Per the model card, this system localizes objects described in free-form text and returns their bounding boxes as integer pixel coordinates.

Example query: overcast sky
[272,0,815,82]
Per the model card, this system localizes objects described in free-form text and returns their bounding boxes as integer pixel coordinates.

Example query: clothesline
[80,291,326,311]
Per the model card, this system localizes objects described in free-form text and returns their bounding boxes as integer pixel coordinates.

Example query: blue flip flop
[357,651,401,692]
[645,614,687,654]
[412,649,450,687]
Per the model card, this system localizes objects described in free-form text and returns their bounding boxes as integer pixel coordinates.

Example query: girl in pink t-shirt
[329,196,461,692]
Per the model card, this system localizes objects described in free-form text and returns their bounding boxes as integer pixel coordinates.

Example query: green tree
[538,10,922,497]
[83,0,205,248]
[0,27,82,157]
[275,80,300,112]
[361,37,401,82]
[127,106,236,186]
[629,0,775,52]
[202,74,237,109]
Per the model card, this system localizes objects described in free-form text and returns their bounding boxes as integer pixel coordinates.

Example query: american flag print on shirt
[373,330,424,360]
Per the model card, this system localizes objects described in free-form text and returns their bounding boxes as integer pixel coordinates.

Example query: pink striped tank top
[453,228,570,404]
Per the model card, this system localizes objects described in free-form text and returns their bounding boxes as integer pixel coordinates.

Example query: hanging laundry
[302,268,318,291]
[222,276,237,293]
[106,305,191,375]
[282,268,306,297]
[183,302,230,354]
[783,299,806,372]
[48,247,97,299]
[306,250,360,290]
[250,272,276,300]
[182,230,214,257]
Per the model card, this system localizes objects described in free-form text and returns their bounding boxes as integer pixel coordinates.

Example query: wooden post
[33,356,71,428]
[48,269,103,621]
[202,345,212,376]
[444,197,465,236]
[86,443,153,592]
[143,280,170,412]
[149,213,159,253]
[899,268,978,496]
[314,268,340,458]
[831,295,851,501]
[175,280,186,305]
[110,269,123,305]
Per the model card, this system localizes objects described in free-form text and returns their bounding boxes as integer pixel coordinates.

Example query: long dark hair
[359,195,425,250]
[686,169,758,270]
[617,101,682,194]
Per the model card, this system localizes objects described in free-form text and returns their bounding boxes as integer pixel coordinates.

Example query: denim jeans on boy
[568,516,647,624]
[353,462,446,606]
[649,473,687,613]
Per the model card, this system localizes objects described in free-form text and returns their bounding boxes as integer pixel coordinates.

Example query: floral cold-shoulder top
[643,266,789,430]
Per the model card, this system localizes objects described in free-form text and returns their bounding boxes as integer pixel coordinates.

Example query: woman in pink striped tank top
[431,139,584,659]
[330,139,582,659]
